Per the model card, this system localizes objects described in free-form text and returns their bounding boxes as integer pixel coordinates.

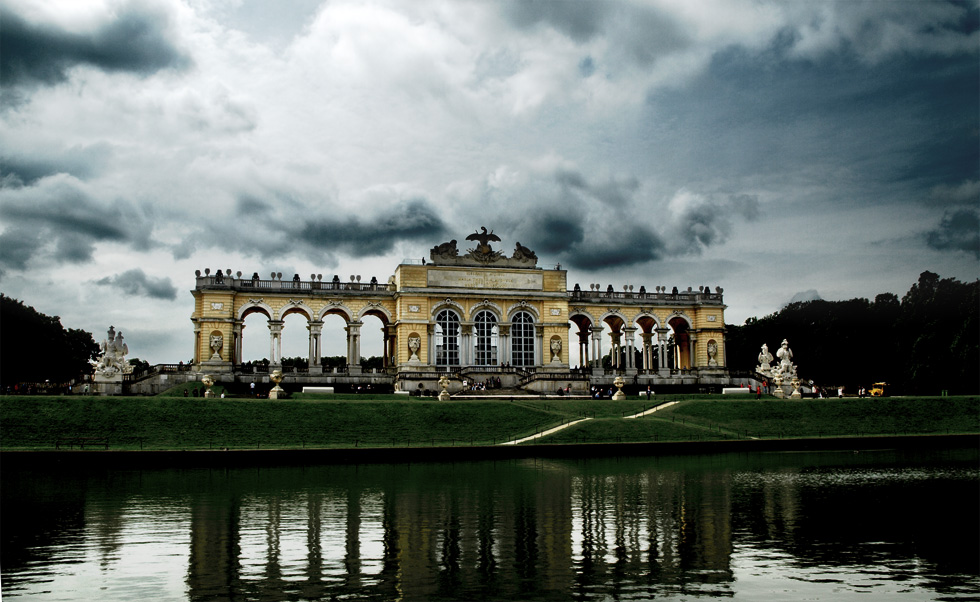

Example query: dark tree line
[726,272,979,394]
[1,294,100,385]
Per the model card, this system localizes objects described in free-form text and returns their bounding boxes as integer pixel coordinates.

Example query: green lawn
[0,397,563,450]
[1,394,976,451]
[655,396,980,439]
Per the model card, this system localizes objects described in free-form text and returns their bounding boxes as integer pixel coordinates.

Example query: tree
[0,295,99,385]
[725,273,979,394]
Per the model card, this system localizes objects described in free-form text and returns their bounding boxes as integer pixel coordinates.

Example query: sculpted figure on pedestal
[757,343,773,374]
[90,325,134,377]
[776,339,795,376]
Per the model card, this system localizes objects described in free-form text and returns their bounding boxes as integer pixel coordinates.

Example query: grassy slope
[1,395,976,451]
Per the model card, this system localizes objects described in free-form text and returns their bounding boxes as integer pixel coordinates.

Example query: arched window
[474,311,498,366]
[511,311,535,366]
[435,309,460,366]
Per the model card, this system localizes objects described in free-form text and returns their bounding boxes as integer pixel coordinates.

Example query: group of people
[463,377,501,391]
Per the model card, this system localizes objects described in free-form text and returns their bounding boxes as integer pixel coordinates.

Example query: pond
[2,447,977,601]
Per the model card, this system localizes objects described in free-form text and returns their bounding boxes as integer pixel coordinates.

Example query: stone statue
[465,227,504,263]
[438,374,451,401]
[706,340,718,367]
[513,241,538,262]
[209,334,223,360]
[612,375,626,400]
[776,339,795,376]
[757,343,773,375]
[550,337,562,363]
[269,369,284,399]
[408,336,421,362]
[90,325,134,378]
[430,239,458,261]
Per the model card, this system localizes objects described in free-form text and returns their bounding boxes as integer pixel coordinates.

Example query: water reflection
[2,449,978,601]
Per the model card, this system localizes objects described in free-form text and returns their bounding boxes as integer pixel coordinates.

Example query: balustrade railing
[196,275,390,293]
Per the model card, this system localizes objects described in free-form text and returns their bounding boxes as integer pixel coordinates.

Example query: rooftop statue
[428,227,539,268]
[465,227,504,262]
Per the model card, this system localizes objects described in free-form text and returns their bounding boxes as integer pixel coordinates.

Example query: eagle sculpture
[465,226,501,256]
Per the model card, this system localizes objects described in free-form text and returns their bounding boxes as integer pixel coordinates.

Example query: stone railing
[195,274,392,294]
[569,288,724,304]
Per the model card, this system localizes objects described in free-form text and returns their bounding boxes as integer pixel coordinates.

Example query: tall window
[474,311,498,366]
[435,309,460,366]
[511,311,535,366]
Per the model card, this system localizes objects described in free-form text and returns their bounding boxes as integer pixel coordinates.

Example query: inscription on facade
[427,270,543,290]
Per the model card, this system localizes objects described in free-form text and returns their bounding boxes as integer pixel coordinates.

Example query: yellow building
[189,228,728,393]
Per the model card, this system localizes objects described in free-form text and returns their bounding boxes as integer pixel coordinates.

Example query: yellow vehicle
[870,382,889,397]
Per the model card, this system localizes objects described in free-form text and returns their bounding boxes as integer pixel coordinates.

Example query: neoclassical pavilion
[190,228,729,392]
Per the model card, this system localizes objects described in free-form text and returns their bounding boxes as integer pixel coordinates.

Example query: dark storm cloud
[669,193,760,255]
[645,46,979,197]
[0,176,154,270]
[504,1,688,67]
[504,0,608,42]
[0,145,112,187]
[560,225,667,270]
[297,198,447,256]
[95,269,178,300]
[926,207,980,258]
[0,229,43,272]
[0,2,190,90]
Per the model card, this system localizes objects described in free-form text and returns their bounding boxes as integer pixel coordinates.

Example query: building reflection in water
[177,458,740,600]
[2,450,976,601]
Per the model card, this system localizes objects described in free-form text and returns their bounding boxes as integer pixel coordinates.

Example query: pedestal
[269,385,284,400]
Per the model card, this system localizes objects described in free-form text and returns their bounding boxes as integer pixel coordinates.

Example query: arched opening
[319,310,350,372]
[568,314,593,369]
[511,311,535,367]
[635,315,660,373]
[668,316,691,370]
[602,315,626,370]
[473,310,498,366]
[280,309,311,371]
[240,308,273,369]
[435,309,460,367]
[359,311,388,371]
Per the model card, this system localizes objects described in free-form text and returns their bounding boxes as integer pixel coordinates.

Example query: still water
[2,448,977,601]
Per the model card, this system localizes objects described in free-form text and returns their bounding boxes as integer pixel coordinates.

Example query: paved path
[623,400,680,419]
[499,418,592,445]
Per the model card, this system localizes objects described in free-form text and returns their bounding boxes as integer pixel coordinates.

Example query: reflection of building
[176,228,729,393]
[176,462,733,600]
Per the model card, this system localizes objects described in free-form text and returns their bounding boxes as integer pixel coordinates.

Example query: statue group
[90,326,133,379]
[757,339,802,398]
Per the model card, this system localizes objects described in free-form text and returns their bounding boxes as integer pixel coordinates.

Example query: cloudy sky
[1,0,977,364]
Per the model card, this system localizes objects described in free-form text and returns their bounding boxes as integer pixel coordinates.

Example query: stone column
[460,323,473,367]
[382,327,391,370]
[498,324,511,366]
[346,321,362,373]
[268,320,284,366]
[689,333,697,369]
[578,330,590,369]
[641,333,652,372]
[308,321,323,374]
[233,321,243,366]
[656,327,670,374]
[535,324,545,367]
[427,323,436,367]
[624,327,637,371]
[610,331,622,369]
[591,326,604,373]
